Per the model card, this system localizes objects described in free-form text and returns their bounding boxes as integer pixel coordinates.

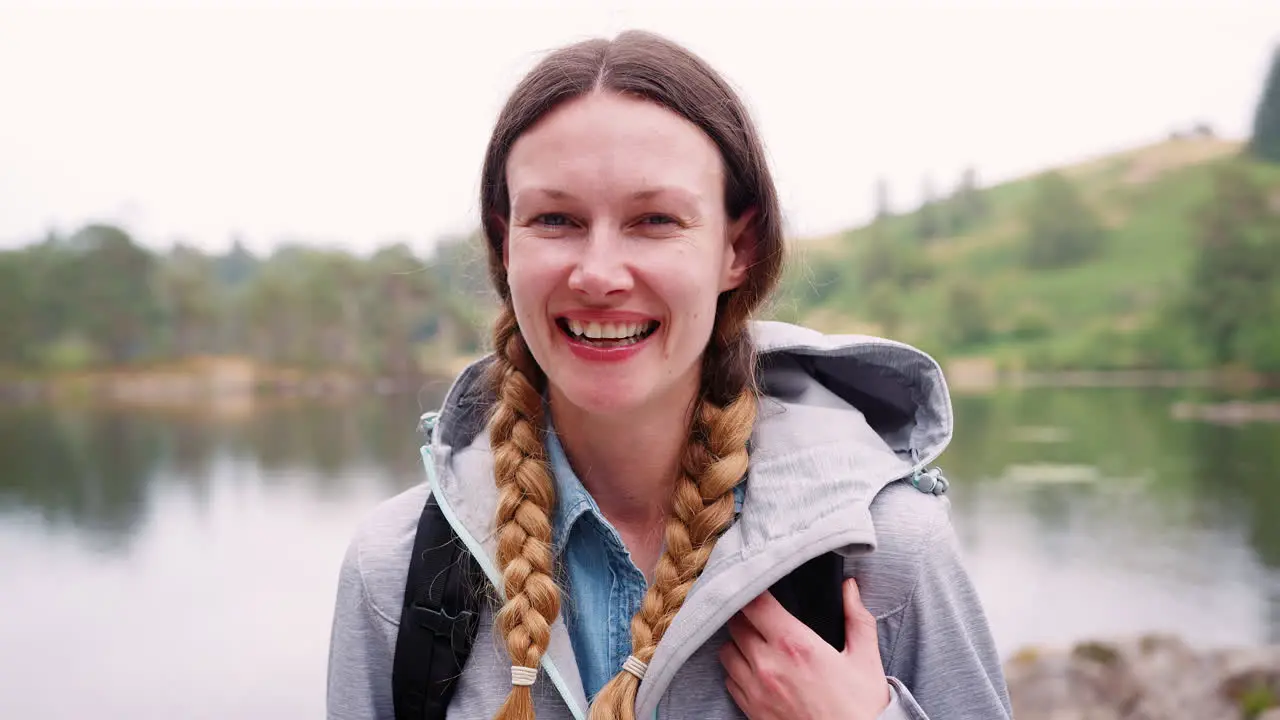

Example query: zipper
[419,441,589,720]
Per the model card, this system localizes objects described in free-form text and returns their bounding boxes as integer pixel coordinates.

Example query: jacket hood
[419,319,954,718]
[427,319,952,468]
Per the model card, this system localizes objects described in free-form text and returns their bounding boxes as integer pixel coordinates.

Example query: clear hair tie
[622,655,648,680]
[511,665,538,687]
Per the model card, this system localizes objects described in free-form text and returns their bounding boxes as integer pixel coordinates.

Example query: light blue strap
[418,410,440,443]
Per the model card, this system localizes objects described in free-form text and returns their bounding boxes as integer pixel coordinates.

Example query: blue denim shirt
[544,424,744,701]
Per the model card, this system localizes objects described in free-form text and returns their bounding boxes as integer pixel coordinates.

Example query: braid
[488,306,561,720]
[589,331,758,720]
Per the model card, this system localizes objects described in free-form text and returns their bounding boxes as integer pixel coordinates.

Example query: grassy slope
[777,137,1280,370]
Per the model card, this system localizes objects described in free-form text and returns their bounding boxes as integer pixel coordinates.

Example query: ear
[720,207,758,292]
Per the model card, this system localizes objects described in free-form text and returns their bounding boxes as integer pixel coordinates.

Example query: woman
[327,30,1011,720]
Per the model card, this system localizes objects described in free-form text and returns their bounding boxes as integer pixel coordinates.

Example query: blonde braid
[589,390,757,720]
[488,308,561,720]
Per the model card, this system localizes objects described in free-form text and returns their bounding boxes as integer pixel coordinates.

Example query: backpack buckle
[412,604,479,649]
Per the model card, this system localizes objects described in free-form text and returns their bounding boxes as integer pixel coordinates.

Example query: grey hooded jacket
[326,320,1013,719]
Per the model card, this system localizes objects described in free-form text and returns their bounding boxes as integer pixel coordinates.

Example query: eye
[534,213,572,227]
[639,214,678,226]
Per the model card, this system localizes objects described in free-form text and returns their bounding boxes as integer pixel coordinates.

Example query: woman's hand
[718,578,890,720]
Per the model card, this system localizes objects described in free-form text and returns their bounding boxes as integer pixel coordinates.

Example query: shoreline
[944,357,1279,393]
[0,357,465,410]
[3,359,1279,422]
[1005,634,1280,719]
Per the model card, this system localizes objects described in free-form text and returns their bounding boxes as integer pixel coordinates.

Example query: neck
[548,377,700,530]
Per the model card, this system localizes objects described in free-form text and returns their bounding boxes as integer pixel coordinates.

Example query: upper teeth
[567,319,653,339]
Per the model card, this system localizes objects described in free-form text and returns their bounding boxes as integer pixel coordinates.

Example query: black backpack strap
[392,492,484,720]
[770,551,846,651]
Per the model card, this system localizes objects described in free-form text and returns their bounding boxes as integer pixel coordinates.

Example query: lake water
[2,387,1279,718]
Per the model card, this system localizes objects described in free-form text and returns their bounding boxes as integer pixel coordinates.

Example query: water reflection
[1,386,1278,718]
[0,389,447,545]
[947,388,1280,653]
[0,406,163,550]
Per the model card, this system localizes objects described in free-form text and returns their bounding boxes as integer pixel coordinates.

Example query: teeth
[565,319,654,340]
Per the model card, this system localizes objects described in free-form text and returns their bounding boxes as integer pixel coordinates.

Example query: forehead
[506,92,724,204]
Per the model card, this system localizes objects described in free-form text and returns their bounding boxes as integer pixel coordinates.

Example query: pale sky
[1,0,1278,256]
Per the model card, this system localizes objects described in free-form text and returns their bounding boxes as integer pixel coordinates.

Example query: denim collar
[545,415,746,557]
[545,420,601,557]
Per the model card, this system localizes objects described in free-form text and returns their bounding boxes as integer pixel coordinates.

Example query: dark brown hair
[478,30,784,720]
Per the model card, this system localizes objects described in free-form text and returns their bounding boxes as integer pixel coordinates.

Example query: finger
[718,640,753,685]
[737,590,801,642]
[726,613,768,668]
[843,577,879,650]
[725,674,754,717]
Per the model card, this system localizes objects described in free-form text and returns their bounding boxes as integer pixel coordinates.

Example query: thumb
[842,577,877,650]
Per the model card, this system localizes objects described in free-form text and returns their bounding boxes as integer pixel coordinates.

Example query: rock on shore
[1005,635,1280,720]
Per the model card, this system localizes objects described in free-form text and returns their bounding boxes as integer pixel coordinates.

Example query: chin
[551,372,653,418]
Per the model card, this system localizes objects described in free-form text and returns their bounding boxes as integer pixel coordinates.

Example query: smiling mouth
[556,318,660,348]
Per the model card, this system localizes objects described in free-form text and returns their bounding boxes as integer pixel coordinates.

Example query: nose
[567,227,633,298]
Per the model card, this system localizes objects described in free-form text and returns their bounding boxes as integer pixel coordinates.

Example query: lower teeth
[577,335,642,346]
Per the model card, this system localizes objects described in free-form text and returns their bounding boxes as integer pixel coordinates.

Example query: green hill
[773,137,1280,374]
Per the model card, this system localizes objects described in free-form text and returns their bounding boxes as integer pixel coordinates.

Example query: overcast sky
[1,0,1278,256]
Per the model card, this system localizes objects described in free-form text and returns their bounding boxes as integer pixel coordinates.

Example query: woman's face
[502,91,754,419]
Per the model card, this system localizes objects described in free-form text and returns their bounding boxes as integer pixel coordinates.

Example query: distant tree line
[0,225,494,376]
[873,166,988,242]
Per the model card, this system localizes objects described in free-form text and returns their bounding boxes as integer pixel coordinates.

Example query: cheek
[505,245,559,350]
[506,237,561,309]
[648,244,723,330]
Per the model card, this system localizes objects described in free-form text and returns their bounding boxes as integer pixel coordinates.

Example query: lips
[553,312,661,362]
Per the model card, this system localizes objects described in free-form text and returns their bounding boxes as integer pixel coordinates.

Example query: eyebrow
[630,187,701,203]
[512,186,702,205]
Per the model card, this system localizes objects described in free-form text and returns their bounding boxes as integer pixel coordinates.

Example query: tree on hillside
[1021,171,1107,269]
[155,244,222,358]
[431,233,496,310]
[1246,45,1280,164]
[1184,164,1280,367]
[943,277,992,347]
[0,251,36,367]
[864,281,902,336]
[67,224,161,363]
[860,223,933,290]
[241,255,306,365]
[17,233,81,362]
[947,166,987,235]
[366,243,435,377]
[917,176,941,241]
[216,236,259,287]
[874,177,893,220]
